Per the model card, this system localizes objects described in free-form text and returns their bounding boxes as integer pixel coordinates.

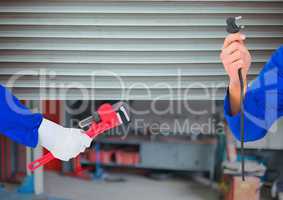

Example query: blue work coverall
[224,45,283,141]
[0,85,43,147]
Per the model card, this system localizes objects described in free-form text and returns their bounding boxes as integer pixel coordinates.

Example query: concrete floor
[45,172,220,200]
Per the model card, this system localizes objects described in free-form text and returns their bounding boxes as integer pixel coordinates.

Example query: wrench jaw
[78,115,95,129]
[114,102,131,126]
[78,102,130,129]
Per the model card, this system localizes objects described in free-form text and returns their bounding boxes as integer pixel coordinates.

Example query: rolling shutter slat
[0,0,282,100]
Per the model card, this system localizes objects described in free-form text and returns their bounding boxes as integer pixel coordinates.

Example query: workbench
[82,134,218,181]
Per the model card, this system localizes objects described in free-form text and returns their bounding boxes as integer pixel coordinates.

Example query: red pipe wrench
[28,102,130,172]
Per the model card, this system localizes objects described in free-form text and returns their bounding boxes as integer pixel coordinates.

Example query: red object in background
[42,100,62,172]
[0,100,27,183]
[115,150,140,165]
[0,135,6,181]
[0,135,19,182]
[101,150,114,164]
[224,176,260,200]
[87,149,114,164]
[87,149,97,162]
[232,177,260,200]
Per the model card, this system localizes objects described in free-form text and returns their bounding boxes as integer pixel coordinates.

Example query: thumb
[69,128,92,147]
[81,134,92,147]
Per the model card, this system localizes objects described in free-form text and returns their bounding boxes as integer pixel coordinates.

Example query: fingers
[225,50,242,64]
[79,146,86,153]
[220,33,251,84]
[53,151,70,161]
[81,134,92,147]
[221,39,248,67]
[231,60,244,71]
[223,33,246,48]
[71,128,92,147]
[53,129,90,161]
[222,42,242,56]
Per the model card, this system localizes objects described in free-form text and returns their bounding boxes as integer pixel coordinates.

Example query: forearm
[0,85,43,147]
[223,45,283,142]
[224,84,268,142]
[228,81,247,115]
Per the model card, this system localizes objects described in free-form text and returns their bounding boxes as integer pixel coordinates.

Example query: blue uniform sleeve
[224,45,283,142]
[0,85,43,147]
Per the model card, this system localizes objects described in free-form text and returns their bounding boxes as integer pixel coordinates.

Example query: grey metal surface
[0,1,282,100]
[140,142,216,174]
[83,139,217,180]
[6,88,227,100]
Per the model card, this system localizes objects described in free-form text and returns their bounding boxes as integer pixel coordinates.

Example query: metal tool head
[112,101,131,125]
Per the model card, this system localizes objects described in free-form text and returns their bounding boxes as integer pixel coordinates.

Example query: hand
[220,33,252,86]
[38,119,92,161]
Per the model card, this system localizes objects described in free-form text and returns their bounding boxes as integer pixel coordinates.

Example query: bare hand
[220,33,251,86]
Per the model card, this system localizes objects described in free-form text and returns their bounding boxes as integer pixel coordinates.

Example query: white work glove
[38,118,92,161]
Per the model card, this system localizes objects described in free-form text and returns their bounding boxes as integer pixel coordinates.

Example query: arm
[0,85,91,160]
[224,84,267,141]
[220,33,251,115]
[221,35,283,141]
[228,81,247,115]
[0,84,43,147]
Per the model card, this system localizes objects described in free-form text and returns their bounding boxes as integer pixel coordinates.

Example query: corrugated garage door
[0,0,282,100]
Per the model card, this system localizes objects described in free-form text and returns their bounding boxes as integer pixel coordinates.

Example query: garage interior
[0,0,283,200]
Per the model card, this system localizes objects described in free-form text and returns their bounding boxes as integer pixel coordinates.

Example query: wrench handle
[28,152,54,172]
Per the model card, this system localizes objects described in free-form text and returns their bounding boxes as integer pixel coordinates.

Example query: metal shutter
[0,1,282,100]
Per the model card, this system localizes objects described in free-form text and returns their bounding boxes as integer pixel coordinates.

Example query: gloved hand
[220,33,252,86]
[38,118,92,161]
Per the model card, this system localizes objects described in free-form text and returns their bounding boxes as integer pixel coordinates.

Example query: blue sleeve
[224,45,283,142]
[0,85,43,147]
